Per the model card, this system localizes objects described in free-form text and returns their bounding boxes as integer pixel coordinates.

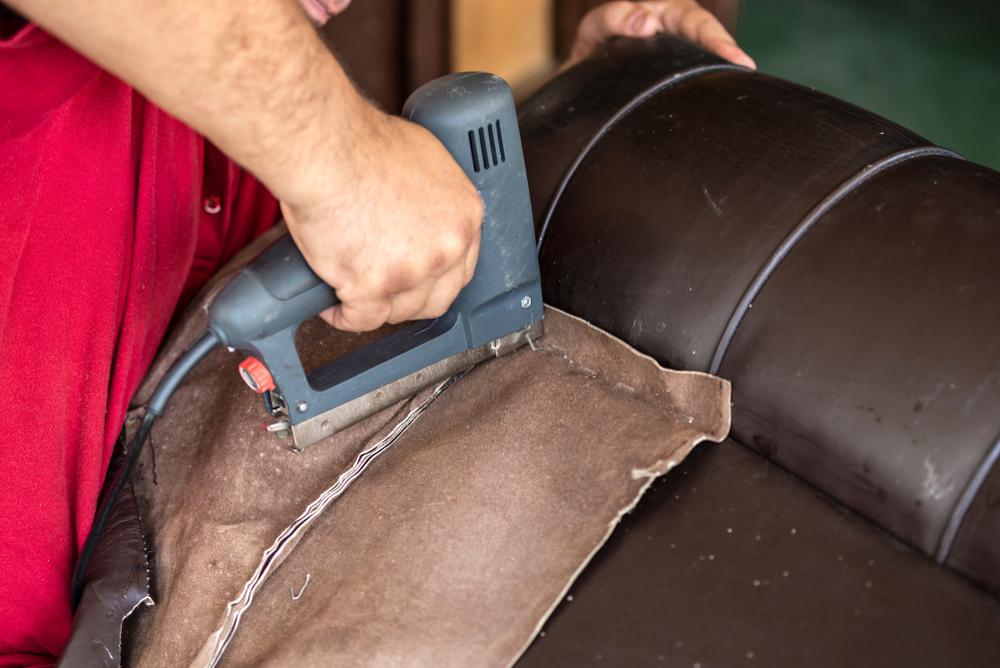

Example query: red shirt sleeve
[0,24,277,663]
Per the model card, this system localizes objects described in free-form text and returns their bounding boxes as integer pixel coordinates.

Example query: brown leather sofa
[516,35,1000,667]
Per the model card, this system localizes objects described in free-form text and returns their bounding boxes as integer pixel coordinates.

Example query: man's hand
[11,0,482,333]
[567,1,755,70]
[282,111,483,332]
[285,0,483,332]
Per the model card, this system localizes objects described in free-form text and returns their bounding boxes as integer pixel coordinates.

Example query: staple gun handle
[207,234,337,349]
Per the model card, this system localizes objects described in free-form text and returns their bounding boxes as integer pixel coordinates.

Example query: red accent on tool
[239,356,275,393]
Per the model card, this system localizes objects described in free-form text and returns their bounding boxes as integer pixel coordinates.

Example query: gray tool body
[207,73,544,450]
[72,71,543,605]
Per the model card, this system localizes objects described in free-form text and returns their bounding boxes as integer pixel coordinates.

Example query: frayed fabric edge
[190,376,459,668]
[506,437,715,668]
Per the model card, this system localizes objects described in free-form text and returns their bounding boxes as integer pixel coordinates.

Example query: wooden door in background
[452,0,555,88]
[320,0,450,112]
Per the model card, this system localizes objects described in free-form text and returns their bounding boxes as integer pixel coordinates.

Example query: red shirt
[0,21,278,664]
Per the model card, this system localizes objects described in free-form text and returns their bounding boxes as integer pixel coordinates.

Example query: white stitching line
[204,376,458,667]
[936,431,1000,563]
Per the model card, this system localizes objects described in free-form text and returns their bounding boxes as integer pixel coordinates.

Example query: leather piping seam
[936,429,1000,563]
[536,62,744,251]
[707,145,963,375]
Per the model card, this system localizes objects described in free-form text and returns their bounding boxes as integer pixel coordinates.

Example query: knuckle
[440,229,470,261]
[362,267,411,299]
[428,277,465,318]
[355,276,390,301]
[468,190,485,219]
[424,250,449,277]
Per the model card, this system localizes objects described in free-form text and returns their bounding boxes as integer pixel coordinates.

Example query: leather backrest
[519,35,1000,595]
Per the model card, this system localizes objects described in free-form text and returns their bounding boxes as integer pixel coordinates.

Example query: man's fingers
[416,266,468,320]
[387,227,480,323]
[571,1,660,62]
[711,40,756,70]
[678,3,756,69]
[320,231,479,331]
[385,284,433,325]
[326,263,467,332]
[567,2,754,71]
[320,299,392,333]
[641,0,756,69]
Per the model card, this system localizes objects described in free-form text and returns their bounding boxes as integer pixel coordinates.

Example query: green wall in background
[738,0,1000,170]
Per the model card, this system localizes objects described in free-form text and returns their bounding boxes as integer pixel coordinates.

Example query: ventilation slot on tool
[468,120,507,173]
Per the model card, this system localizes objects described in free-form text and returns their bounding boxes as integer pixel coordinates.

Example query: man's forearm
[9,0,366,205]
[11,0,489,335]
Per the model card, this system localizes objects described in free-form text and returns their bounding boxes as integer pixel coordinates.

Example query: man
[0,0,752,663]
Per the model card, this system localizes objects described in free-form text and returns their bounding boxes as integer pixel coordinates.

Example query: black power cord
[71,330,221,607]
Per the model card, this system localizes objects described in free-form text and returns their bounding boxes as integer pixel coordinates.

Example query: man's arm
[8,0,483,332]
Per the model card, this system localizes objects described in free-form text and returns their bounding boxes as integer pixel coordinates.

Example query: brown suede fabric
[125,231,730,667]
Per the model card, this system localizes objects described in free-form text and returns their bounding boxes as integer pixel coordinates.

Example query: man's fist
[568,1,755,70]
[281,110,483,333]
[285,0,481,333]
